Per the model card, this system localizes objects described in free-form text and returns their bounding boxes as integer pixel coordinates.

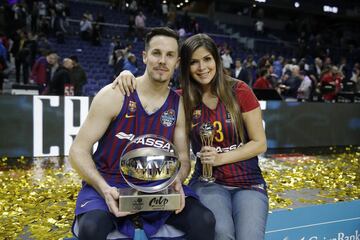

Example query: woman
[114,33,268,240]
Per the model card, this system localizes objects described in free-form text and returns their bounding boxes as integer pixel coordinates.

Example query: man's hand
[103,186,132,217]
[111,70,136,96]
[172,177,185,214]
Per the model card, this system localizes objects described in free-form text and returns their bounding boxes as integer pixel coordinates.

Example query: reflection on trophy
[199,122,215,183]
[119,134,181,212]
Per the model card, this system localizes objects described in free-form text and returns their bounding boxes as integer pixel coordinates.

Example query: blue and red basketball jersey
[190,81,266,190]
[93,89,180,187]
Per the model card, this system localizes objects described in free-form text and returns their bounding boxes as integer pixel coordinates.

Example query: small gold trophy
[199,122,215,183]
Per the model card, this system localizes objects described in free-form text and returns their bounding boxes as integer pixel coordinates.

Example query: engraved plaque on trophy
[199,122,215,183]
[119,134,181,212]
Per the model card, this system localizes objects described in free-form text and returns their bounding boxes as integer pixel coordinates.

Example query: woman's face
[189,47,216,86]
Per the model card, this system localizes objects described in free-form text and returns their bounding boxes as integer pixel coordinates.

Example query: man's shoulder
[94,84,125,107]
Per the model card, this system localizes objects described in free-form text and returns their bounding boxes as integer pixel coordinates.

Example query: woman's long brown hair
[179,34,247,144]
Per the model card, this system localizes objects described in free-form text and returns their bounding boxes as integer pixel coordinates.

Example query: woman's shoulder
[230,78,260,112]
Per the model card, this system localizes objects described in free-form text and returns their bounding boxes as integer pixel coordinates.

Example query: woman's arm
[111,70,137,96]
[200,106,267,166]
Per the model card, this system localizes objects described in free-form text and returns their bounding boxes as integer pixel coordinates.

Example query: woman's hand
[111,70,137,96]
[199,146,220,167]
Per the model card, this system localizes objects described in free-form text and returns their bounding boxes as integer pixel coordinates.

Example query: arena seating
[48,1,248,96]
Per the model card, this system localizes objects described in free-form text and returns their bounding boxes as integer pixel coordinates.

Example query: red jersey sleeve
[234,81,260,112]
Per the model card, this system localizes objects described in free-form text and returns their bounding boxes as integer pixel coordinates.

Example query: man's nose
[159,54,166,64]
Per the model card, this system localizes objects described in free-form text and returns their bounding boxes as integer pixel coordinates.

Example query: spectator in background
[255,19,264,36]
[49,57,73,95]
[161,2,168,25]
[320,66,343,101]
[13,30,31,84]
[281,65,302,100]
[272,56,284,80]
[108,36,121,66]
[297,70,312,101]
[113,49,124,79]
[135,11,146,41]
[243,55,257,86]
[233,58,249,84]
[350,63,360,92]
[128,0,138,14]
[221,48,233,72]
[80,14,92,41]
[30,51,59,94]
[69,55,87,96]
[123,53,138,76]
[253,68,272,89]
[37,33,52,56]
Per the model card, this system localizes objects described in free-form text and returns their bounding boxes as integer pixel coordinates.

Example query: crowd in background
[0,0,359,102]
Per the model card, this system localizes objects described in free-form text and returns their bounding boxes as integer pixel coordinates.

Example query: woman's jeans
[191,181,269,240]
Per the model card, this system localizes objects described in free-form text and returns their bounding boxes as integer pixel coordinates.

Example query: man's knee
[78,210,114,240]
[199,209,216,230]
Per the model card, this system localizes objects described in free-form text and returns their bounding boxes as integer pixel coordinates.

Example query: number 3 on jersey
[213,121,224,142]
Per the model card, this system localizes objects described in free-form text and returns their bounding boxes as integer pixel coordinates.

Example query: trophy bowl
[119,134,181,211]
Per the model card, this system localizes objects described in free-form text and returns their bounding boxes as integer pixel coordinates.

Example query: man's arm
[69,85,128,216]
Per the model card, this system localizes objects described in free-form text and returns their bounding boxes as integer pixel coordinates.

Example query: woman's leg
[231,190,268,240]
[166,197,216,240]
[192,182,235,240]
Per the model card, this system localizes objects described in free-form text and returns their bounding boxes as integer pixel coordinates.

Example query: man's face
[47,54,58,65]
[63,58,74,69]
[143,35,179,83]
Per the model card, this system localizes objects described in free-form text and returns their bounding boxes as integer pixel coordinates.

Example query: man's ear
[142,51,147,64]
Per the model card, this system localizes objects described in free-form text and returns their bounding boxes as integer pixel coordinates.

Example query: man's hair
[144,27,179,51]
[69,55,78,63]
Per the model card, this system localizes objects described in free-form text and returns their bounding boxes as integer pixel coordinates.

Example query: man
[233,58,249,84]
[30,51,59,94]
[69,55,87,96]
[49,58,73,95]
[69,27,215,240]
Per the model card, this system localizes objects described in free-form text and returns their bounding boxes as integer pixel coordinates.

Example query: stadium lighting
[323,5,338,14]
[180,2,183,6]
[294,2,300,8]
[185,0,189,3]
[163,0,167,3]
[255,0,266,2]
[177,4,180,8]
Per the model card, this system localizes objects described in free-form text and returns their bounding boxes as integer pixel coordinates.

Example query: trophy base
[118,187,181,212]
[199,176,215,183]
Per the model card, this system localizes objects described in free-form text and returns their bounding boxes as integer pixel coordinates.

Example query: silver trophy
[119,134,181,212]
[199,122,215,183]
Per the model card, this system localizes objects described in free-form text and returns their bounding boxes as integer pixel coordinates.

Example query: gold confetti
[0,147,359,239]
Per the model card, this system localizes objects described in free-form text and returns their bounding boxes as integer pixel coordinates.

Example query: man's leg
[231,190,268,240]
[77,209,116,240]
[192,182,235,240]
[166,197,216,240]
